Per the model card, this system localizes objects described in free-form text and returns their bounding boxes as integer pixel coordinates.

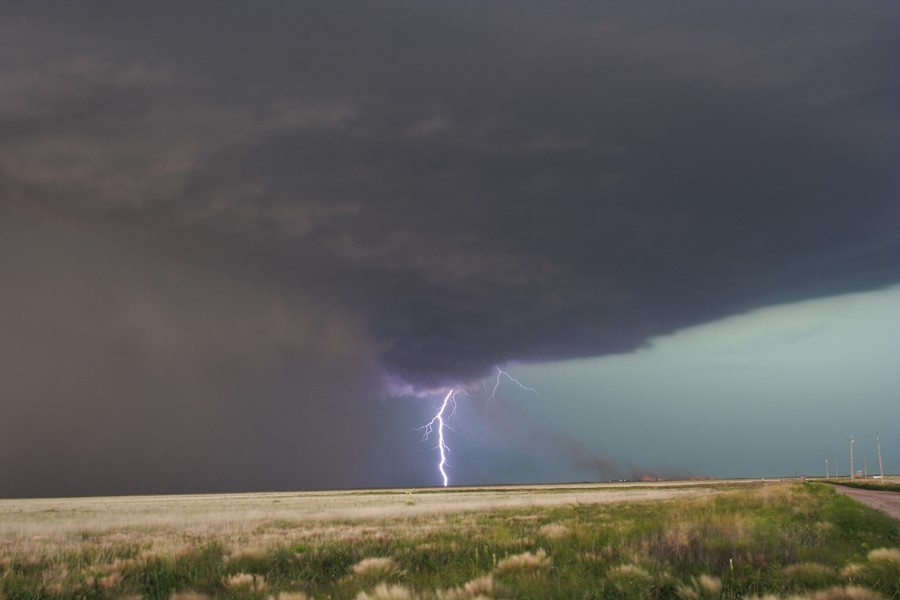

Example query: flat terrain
[834,486,900,521]
[1,480,899,599]
[0,480,734,540]
[0,480,752,580]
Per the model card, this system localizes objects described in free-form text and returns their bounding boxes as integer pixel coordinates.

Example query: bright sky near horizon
[370,286,899,488]
[509,286,900,482]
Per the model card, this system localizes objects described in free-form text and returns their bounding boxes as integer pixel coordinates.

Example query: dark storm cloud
[0,221,384,496]
[1,2,899,494]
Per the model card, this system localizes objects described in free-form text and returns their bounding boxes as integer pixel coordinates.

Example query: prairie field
[0,480,898,599]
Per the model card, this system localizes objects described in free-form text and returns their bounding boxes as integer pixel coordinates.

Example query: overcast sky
[1,2,898,497]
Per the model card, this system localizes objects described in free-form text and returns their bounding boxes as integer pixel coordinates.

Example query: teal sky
[441,286,900,483]
[529,286,899,479]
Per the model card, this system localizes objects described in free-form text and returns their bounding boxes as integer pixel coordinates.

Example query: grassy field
[826,479,900,494]
[0,481,898,599]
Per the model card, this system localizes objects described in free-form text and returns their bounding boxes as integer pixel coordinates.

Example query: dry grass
[607,564,652,578]
[0,482,721,562]
[355,582,416,600]
[606,563,655,594]
[0,481,730,600]
[0,483,719,530]
[268,593,314,600]
[493,548,551,575]
[352,557,403,579]
[538,522,570,540]
[225,571,267,591]
[799,585,883,600]
[840,563,865,579]
[676,574,721,599]
[435,574,496,599]
[460,575,495,596]
[866,548,900,564]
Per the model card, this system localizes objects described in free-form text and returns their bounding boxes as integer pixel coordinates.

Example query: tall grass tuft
[538,523,570,540]
[352,557,403,579]
[224,571,266,592]
[493,548,551,576]
[355,582,417,600]
[863,546,900,597]
[797,585,884,600]
[606,563,655,595]
[435,574,496,599]
[676,574,721,599]
[866,548,900,565]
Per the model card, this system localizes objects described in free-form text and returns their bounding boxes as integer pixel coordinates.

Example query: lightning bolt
[416,368,537,487]
[488,367,540,402]
[418,389,457,487]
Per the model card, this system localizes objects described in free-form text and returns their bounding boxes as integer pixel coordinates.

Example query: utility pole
[877,432,884,480]
[850,435,854,481]
[864,456,867,479]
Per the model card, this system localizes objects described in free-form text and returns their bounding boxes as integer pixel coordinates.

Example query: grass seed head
[225,572,266,591]
[352,557,402,579]
[355,583,417,600]
[435,575,496,599]
[677,574,721,598]
[608,564,652,579]
[97,572,122,590]
[463,575,495,596]
[676,585,700,600]
[840,564,865,579]
[538,523,570,540]
[698,574,722,596]
[494,548,551,575]
[268,593,313,600]
[866,548,900,564]
[802,585,884,600]
[607,564,654,594]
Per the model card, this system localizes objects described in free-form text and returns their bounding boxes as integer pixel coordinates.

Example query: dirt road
[834,485,900,520]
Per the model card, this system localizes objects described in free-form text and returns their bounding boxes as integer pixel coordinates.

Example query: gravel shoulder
[833,485,900,520]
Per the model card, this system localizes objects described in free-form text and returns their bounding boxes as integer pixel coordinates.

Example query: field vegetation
[826,480,900,493]
[0,481,898,599]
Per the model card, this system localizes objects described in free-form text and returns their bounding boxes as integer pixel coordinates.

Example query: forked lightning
[419,389,457,487]
[489,367,540,401]
[419,367,538,487]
